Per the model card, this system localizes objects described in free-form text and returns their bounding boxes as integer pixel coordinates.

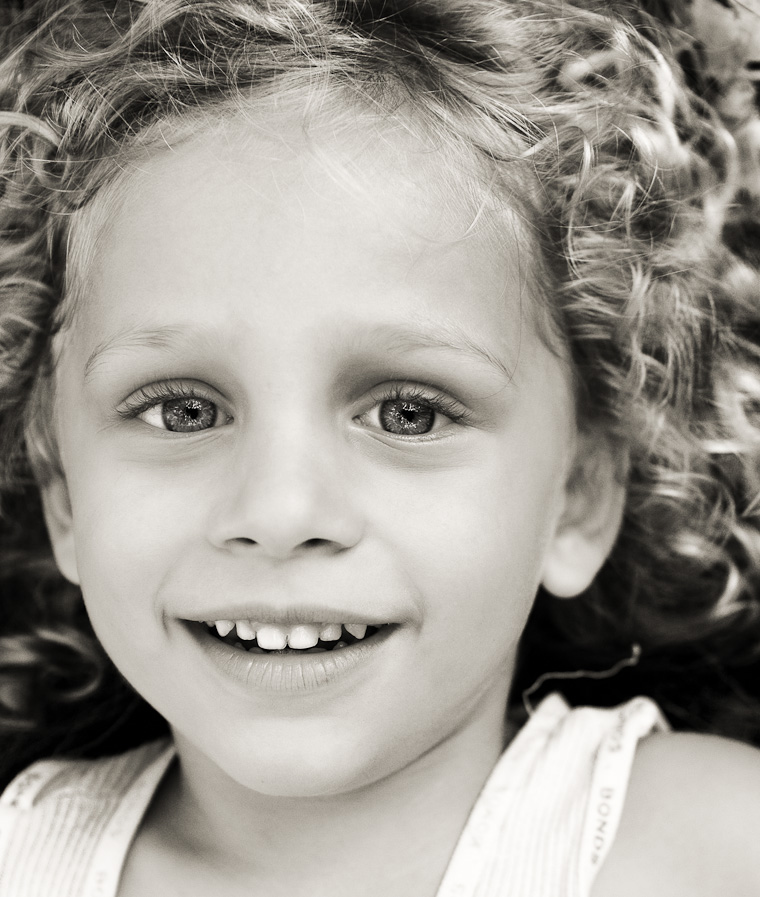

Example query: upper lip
[180,604,397,627]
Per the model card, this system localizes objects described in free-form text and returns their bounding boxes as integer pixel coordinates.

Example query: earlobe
[39,474,80,586]
[540,436,627,599]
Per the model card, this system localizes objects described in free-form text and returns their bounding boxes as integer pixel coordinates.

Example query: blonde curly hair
[1,0,760,778]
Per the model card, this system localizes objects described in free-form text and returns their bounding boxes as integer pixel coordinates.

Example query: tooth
[235,620,256,641]
[344,623,367,640]
[256,624,288,650]
[333,640,349,650]
[287,624,320,649]
[319,623,342,642]
[215,620,234,637]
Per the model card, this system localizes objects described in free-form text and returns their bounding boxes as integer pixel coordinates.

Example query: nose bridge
[208,409,362,557]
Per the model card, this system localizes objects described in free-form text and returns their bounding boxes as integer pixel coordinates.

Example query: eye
[358,384,470,438]
[143,396,219,432]
[378,398,437,435]
[118,382,231,433]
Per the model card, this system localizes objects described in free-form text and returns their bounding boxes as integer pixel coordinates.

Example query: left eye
[358,387,466,437]
[141,396,221,432]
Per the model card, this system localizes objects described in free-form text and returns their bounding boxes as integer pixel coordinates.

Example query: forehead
[62,109,539,372]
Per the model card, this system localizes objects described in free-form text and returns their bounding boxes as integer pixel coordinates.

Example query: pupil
[380,399,435,435]
[162,397,217,432]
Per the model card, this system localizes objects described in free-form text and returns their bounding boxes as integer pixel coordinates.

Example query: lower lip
[185,622,395,693]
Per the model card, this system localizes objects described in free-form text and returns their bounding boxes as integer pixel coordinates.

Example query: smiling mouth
[198,621,385,654]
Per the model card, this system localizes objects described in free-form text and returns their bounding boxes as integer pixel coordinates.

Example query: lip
[182,604,395,627]
[185,621,396,693]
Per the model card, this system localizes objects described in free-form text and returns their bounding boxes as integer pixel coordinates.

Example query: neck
[153,705,510,897]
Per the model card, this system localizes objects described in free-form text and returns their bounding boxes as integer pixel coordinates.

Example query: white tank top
[0,694,666,897]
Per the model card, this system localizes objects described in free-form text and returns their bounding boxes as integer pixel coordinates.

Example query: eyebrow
[83,326,187,382]
[362,322,516,381]
[83,321,515,382]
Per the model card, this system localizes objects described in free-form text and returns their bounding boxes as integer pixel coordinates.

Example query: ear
[24,372,80,586]
[39,473,80,586]
[541,433,626,598]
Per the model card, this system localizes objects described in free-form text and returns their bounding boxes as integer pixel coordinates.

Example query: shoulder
[0,739,173,891]
[592,729,760,897]
[0,738,172,811]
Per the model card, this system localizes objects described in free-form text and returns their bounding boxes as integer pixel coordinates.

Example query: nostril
[227,537,331,550]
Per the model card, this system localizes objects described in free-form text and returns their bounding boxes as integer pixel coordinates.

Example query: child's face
[45,113,597,796]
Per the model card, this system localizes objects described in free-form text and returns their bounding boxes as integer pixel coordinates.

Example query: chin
[189,721,403,799]
[234,748,391,799]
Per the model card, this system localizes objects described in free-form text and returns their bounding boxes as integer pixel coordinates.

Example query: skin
[594,731,760,897]
[42,113,625,897]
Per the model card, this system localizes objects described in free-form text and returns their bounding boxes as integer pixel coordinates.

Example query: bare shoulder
[591,729,760,897]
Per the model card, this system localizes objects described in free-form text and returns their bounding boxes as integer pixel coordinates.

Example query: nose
[206,424,364,560]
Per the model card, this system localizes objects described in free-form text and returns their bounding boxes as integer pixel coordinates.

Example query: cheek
[372,444,565,625]
[67,463,205,629]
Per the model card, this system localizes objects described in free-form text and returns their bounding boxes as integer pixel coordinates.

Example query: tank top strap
[575,696,667,893]
[0,739,175,897]
[80,742,176,897]
[435,694,667,897]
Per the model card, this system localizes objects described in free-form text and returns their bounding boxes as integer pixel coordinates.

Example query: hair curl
[1,0,760,782]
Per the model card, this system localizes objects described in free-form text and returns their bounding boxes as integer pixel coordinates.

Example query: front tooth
[344,623,367,640]
[319,623,342,642]
[215,620,234,637]
[256,624,288,650]
[235,620,256,641]
[287,624,320,649]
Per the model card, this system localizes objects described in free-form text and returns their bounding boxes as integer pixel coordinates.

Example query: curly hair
[1,0,760,782]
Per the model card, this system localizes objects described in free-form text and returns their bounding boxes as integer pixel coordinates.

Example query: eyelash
[117,381,225,421]
[365,383,471,428]
[116,380,471,433]
[373,383,469,414]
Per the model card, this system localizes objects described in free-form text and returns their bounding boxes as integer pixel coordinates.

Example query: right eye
[142,396,220,432]
[119,382,232,433]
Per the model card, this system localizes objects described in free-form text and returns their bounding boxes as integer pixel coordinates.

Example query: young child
[0,1,759,894]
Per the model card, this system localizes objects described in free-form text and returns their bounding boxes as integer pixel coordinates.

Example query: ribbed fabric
[438,695,666,897]
[0,740,174,897]
[0,694,665,897]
